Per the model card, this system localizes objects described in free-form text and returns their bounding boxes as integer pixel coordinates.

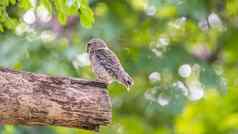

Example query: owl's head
[87,38,107,52]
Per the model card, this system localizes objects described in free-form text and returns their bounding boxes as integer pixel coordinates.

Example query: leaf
[3,125,16,134]
[57,12,67,25]
[9,0,16,5]
[41,0,52,12]
[0,24,4,32]
[54,0,67,25]
[4,18,18,30]
[19,0,32,10]
[79,1,94,28]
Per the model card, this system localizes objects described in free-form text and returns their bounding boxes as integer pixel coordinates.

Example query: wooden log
[0,68,112,131]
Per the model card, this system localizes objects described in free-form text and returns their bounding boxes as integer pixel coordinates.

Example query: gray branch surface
[0,68,112,131]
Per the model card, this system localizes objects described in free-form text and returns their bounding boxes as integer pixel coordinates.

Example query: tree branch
[0,68,112,131]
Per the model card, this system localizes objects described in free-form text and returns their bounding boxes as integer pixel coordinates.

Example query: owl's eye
[87,42,92,46]
[87,42,93,52]
[88,41,97,47]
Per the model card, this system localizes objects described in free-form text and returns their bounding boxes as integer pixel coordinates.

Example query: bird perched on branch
[87,38,134,91]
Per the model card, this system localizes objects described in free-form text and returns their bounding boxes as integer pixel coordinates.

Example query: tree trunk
[0,68,111,131]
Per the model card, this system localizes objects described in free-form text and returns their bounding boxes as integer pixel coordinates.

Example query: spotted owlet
[87,38,134,90]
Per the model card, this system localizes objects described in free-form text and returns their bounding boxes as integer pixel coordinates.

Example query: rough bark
[0,68,112,131]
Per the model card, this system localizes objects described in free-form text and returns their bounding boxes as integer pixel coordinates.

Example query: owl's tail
[117,70,134,91]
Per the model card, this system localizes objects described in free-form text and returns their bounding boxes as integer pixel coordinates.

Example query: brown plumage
[87,38,134,90]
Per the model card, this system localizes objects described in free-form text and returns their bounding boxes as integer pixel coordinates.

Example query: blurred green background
[0,0,238,134]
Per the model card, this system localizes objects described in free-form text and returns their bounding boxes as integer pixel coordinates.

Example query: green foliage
[176,88,238,134]
[2,125,16,134]
[79,0,94,28]
[0,0,238,134]
[0,0,18,31]
[0,0,94,30]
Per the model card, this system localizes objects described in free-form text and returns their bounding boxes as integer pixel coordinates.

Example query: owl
[87,38,134,90]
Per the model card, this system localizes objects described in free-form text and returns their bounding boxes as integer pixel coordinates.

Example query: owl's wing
[94,48,134,89]
[94,49,121,78]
